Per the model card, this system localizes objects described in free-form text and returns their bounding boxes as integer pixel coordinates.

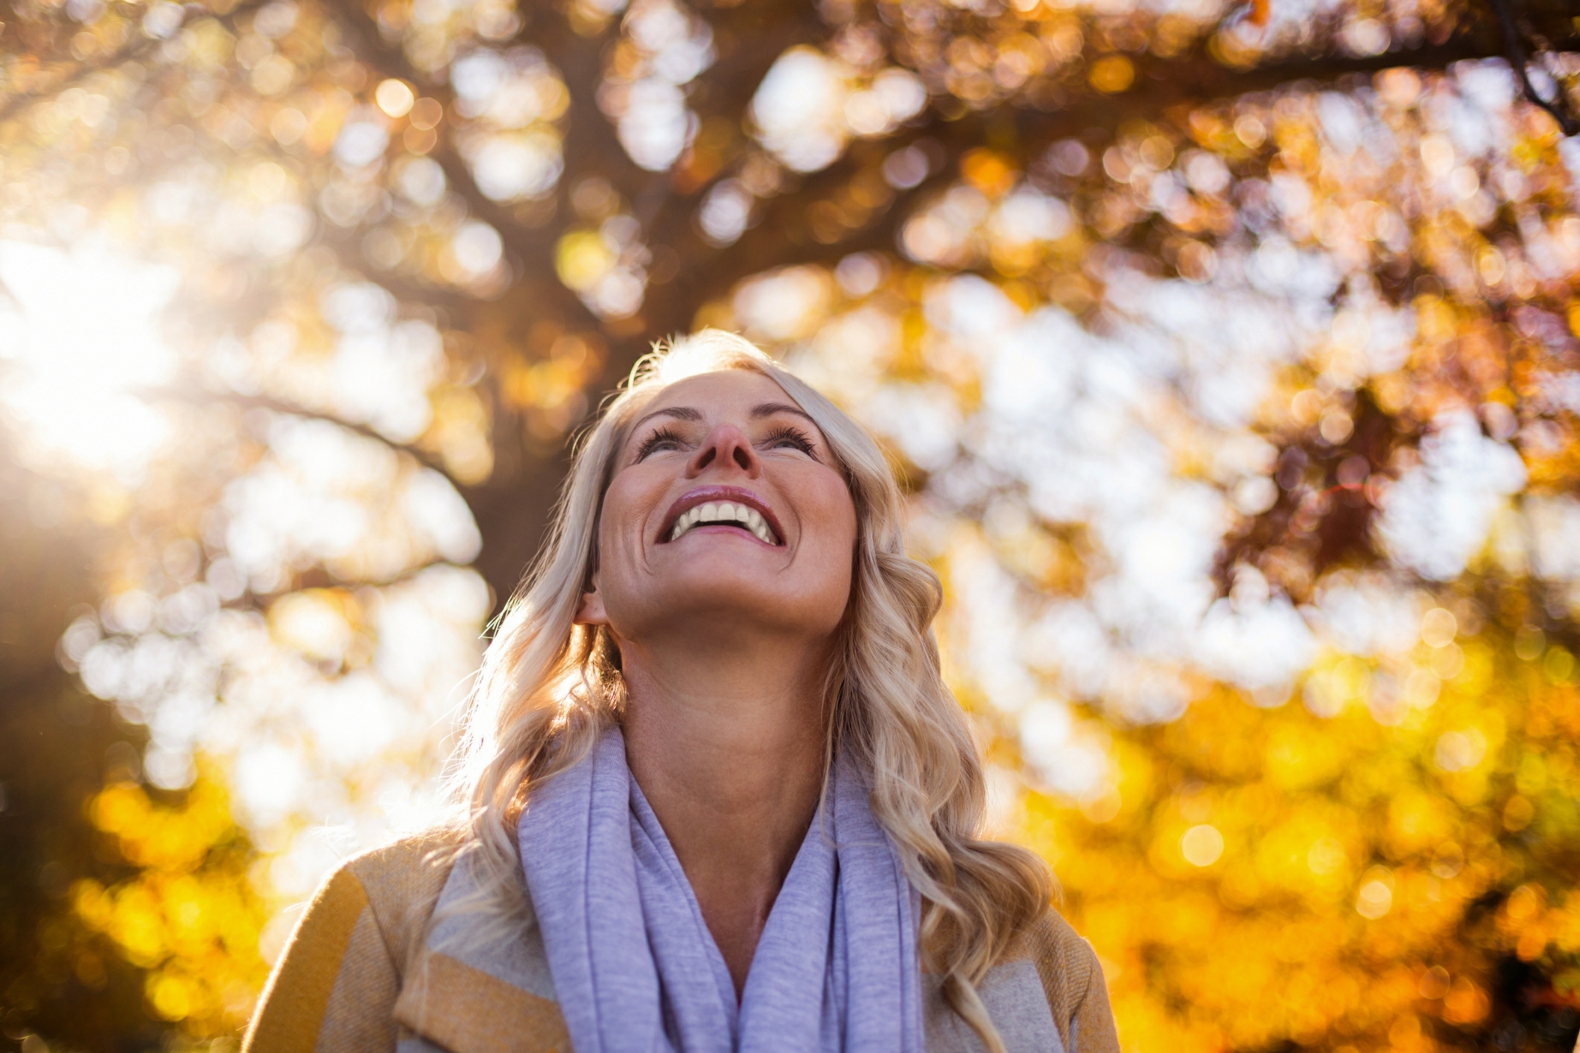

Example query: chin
[625,568,846,643]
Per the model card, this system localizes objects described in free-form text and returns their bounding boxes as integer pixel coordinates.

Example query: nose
[685,423,761,478]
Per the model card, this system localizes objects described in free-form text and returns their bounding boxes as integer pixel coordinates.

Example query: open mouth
[659,488,785,546]
[667,501,780,545]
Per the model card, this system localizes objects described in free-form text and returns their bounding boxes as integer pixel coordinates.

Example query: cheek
[802,476,859,574]
[812,476,858,547]
[811,491,858,627]
[594,474,655,581]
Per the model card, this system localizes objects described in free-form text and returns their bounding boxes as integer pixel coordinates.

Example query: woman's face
[578,369,858,649]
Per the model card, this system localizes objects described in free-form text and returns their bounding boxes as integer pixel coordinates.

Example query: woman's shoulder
[338,826,461,943]
[242,827,462,1053]
[1014,907,1099,997]
[1012,908,1120,1053]
[279,825,462,959]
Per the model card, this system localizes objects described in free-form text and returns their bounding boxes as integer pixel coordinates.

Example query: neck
[618,628,832,997]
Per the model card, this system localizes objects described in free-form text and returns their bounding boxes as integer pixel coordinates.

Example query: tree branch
[670,28,1575,316]
[1487,0,1580,135]
[133,382,462,483]
[0,0,272,126]
[318,0,608,334]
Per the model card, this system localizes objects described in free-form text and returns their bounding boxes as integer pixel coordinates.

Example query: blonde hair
[446,329,1051,1050]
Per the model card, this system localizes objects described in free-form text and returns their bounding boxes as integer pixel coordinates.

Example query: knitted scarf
[517,727,924,1053]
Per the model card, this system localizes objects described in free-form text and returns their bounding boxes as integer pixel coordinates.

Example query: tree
[2,0,1579,1047]
[0,421,235,1052]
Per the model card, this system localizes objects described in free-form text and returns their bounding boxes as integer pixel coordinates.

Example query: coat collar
[390,847,1063,1053]
[394,849,571,1053]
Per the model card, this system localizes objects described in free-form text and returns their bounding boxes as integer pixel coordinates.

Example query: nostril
[732,446,750,470]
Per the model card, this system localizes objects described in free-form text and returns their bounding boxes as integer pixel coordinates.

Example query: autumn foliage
[3,0,1580,1048]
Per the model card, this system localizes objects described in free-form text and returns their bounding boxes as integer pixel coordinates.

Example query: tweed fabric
[349,834,454,975]
[316,905,402,1052]
[245,865,369,1053]
[923,959,1067,1053]
[395,951,570,1053]
[1017,911,1121,1053]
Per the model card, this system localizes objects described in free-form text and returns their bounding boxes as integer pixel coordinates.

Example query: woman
[244,331,1118,1053]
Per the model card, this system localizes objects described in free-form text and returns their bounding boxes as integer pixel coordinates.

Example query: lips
[658,486,784,546]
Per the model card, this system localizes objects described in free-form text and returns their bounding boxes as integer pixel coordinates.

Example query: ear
[573,583,609,626]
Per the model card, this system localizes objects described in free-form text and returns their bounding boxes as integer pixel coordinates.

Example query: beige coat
[243,832,1120,1053]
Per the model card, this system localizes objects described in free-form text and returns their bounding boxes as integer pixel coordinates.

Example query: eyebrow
[750,402,817,424]
[629,402,816,433]
[629,406,704,433]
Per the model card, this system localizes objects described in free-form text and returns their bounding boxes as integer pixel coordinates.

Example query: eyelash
[635,427,684,461]
[634,424,818,461]
[763,425,817,456]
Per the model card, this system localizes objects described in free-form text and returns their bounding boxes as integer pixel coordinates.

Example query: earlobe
[574,587,609,626]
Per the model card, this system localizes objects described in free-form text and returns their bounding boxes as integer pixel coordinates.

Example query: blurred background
[2,0,1580,1048]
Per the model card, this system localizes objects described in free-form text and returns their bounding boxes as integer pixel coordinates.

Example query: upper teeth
[668,502,778,545]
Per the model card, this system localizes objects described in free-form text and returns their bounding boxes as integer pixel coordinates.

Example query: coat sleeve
[243,863,401,1053]
[1065,937,1120,1053]
[1022,911,1121,1053]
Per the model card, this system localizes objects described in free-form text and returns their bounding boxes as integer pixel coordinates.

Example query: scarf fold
[517,728,923,1053]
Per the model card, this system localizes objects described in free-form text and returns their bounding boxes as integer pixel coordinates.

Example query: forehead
[640,369,800,417]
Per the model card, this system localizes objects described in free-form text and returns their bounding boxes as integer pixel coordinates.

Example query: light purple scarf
[516,727,924,1053]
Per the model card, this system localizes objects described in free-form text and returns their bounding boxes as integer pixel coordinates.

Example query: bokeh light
[0,241,180,480]
[5,0,1580,1048]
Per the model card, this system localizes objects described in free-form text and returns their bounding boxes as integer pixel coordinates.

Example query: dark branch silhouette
[1488,0,1580,135]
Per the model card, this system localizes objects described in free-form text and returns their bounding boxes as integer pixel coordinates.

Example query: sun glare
[0,239,181,478]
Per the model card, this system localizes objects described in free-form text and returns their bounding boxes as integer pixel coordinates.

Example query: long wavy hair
[445,329,1051,1050]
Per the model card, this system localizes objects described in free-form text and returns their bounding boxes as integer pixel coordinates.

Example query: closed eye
[635,426,686,461]
[762,424,817,457]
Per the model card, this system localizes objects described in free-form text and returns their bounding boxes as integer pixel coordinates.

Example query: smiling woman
[242,330,1118,1053]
